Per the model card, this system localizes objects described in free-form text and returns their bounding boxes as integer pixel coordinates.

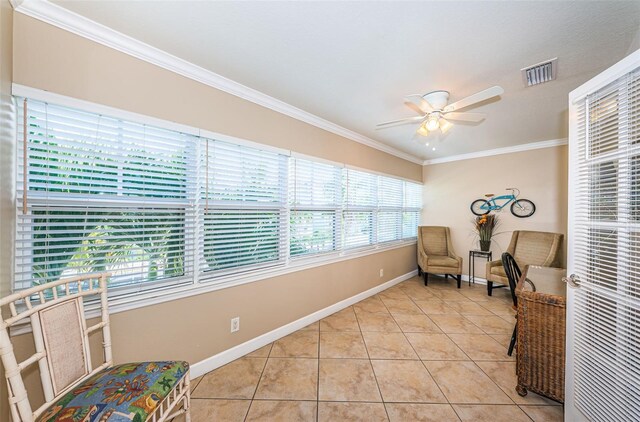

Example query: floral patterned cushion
[37,361,189,422]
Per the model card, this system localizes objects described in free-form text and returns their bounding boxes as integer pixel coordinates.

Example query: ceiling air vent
[521,57,558,87]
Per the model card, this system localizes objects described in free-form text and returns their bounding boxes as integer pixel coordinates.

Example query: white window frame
[11,83,421,317]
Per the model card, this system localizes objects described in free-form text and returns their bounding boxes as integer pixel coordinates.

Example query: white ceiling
[52,0,640,161]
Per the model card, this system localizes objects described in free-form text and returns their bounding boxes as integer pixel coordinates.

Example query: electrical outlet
[231,317,240,333]
[379,269,384,278]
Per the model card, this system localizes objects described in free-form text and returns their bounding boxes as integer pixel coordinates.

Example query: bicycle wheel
[470,199,490,216]
[510,199,536,218]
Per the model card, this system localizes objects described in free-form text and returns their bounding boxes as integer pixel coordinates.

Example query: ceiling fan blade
[443,112,486,123]
[404,94,434,114]
[404,101,427,116]
[375,115,425,129]
[443,86,504,113]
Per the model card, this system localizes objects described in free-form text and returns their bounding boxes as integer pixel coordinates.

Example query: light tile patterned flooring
[181,275,564,421]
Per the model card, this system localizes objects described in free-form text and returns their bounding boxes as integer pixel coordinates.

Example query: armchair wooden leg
[445,274,449,279]
[424,272,428,286]
[487,281,493,296]
[456,274,461,289]
[418,266,422,276]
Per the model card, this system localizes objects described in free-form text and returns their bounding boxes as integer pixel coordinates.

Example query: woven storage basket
[515,272,566,403]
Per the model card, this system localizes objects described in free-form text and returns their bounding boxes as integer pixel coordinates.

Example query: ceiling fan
[376,86,504,137]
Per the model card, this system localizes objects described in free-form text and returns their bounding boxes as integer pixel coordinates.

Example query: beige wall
[2,11,421,418]
[421,145,568,275]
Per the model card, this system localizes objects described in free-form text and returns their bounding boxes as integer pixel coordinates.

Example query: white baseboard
[190,269,418,378]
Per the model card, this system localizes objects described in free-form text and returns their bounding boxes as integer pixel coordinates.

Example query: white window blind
[403,182,422,239]
[14,93,422,297]
[344,169,377,249]
[377,176,403,243]
[200,139,288,276]
[16,98,196,292]
[289,157,342,257]
[572,67,640,421]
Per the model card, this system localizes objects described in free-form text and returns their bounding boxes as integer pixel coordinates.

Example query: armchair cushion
[428,256,459,268]
[38,361,189,422]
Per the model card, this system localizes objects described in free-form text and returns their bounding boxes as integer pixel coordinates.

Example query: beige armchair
[486,230,564,296]
[417,226,463,288]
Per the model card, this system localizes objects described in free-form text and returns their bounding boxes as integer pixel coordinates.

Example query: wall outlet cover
[231,317,240,333]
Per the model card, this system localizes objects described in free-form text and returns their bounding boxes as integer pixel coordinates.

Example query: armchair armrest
[444,229,462,272]
[451,254,463,272]
[487,259,502,267]
[540,234,564,267]
[486,259,502,279]
[417,229,428,269]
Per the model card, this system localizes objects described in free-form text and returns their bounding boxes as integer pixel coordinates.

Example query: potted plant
[474,213,498,252]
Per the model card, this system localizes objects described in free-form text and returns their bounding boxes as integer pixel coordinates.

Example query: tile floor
[179,275,564,421]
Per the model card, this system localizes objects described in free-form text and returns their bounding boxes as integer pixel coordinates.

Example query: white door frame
[566,48,640,422]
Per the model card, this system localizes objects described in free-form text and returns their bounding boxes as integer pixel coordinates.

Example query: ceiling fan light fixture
[439,118,453,134]
[425,115,440,131]
[417,123,430,137]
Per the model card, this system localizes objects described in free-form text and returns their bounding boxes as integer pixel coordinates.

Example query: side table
[468,250,492,286]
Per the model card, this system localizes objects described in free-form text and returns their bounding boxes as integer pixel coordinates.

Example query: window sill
[9,240,417,336]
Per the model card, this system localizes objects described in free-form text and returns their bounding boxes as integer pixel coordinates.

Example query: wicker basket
[515,269,566,403]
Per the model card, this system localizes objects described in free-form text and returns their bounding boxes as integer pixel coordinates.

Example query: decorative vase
[479,240,491,252]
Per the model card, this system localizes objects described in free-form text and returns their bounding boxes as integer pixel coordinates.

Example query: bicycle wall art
[470,188,536,218]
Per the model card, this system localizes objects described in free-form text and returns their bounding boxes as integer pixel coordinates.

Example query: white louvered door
[566,49,640,422]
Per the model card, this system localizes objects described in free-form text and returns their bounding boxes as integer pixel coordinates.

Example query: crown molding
[422,138,568,166]
[11,0,424,165]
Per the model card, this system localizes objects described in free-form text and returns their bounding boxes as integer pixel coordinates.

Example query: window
[377,176,403,243]
[16,99,195,292]
[200,139,288,276]
[403,182,422,239]
[289,157,342,257]
[344,169,377,249]
[343,170,422,249]
[15,94,422,296]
